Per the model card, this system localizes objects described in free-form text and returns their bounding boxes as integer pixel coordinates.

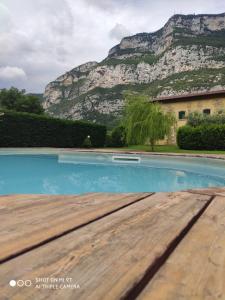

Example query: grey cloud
[0,3,12,33]
[109,23,131,41]
[83,0,120,12]
[0,66,27,90]
[0,66,27,80]
[38,0,74,37]
[83,0,143,12]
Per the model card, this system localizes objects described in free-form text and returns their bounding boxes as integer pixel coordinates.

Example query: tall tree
[123,94,176,151]
[0,87,25,110]
[0,87,44,115]
[16,95,44,114]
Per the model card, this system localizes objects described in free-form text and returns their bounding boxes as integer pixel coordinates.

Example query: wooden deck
[0,189,225,300]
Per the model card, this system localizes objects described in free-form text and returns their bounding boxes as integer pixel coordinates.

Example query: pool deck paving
[1,188,225,299]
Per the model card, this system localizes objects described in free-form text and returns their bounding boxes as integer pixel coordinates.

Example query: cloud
[109,23,131,41]
[0,3,12,32]
[0,66,27,80]
[36,0,74,37]
[83,0,142,12]
[82,0,119,12]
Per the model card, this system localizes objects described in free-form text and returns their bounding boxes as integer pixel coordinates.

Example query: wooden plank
[0,192,211,300]
[138,196,225,300]
[187,187,225,196]
[0,193,150,263]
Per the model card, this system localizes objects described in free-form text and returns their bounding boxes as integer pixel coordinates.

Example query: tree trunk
[150,139,155,152]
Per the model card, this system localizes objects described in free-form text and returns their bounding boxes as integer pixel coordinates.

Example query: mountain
[43,13,225,127]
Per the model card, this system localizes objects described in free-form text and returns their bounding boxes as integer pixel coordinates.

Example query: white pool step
[112,155,141,163]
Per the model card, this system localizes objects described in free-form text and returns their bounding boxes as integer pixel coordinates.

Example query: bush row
[105,126,127,147]
[187,111,225,127]
[177,125,225,150]
[0,110,106,147]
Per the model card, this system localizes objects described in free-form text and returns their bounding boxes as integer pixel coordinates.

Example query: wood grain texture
[0,192,210,300]
[0,193,150,263]
[138,196,225,300]
[187,187,225,196]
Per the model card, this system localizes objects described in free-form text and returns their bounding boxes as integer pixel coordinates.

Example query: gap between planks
[0,193,153,264]
[122,194,215,300]
[137,195,225,300]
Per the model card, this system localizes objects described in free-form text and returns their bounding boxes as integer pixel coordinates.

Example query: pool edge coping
[0,147,225,161]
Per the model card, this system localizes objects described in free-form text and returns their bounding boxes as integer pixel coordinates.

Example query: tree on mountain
[0,87,44,115]
[123,94,176,151]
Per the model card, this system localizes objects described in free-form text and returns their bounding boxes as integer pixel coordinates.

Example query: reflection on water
[0,154,225,194]
[43,178,59,194]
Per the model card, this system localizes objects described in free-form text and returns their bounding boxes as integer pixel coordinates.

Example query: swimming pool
[0,152,225,194]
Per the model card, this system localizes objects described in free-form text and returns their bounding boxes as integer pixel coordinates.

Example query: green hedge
[110,126,127,147]
[0,110,106,147]
[177,125,225,150]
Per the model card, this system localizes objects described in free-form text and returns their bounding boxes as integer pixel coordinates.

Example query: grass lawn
[107,144,225,155]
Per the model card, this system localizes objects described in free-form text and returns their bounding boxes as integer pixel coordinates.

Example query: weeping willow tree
[123,94,176,151]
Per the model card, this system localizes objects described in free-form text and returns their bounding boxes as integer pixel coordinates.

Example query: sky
[0,0,225,93]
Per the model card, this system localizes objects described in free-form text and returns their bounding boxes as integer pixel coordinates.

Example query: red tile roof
[153,90,225,102]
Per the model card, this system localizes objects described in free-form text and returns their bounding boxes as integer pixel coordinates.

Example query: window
[203,109,211,115]
[178,111,186,120]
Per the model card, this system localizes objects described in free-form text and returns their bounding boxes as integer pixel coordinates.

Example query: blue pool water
[0,153,225,194]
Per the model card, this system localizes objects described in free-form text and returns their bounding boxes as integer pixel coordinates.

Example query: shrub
[105,133,113,147]
[82,135,92,148]
[177,126,203,149]
[187,111,225,127]
[177,125,225,150]
[111,126,127,147]
[0,110,106,148]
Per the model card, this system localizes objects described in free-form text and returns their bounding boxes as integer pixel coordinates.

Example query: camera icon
[9,279,32,287]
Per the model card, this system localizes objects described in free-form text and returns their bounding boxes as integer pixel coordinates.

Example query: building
[154,90,225,144]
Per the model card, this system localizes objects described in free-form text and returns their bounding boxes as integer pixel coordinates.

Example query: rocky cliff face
[43,13,225,127]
